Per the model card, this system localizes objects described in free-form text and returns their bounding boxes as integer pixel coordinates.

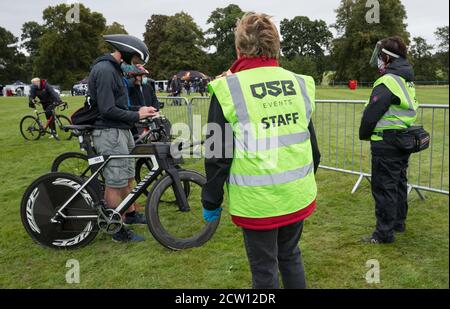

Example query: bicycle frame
[42,113,54,131]
[53,154,160,220]
[34,102,66,132]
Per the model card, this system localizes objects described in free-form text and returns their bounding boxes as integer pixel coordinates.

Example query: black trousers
[42,102,56,131]
[371,141,410,242]
[242,220,306,289]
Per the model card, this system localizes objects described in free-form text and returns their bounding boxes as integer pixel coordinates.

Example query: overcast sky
[1,0,448,50]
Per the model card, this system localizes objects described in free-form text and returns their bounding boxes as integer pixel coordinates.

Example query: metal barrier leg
[351,174,365,194]
[414,188,426,201]
[407,184,413,195]
[407,185,426,200]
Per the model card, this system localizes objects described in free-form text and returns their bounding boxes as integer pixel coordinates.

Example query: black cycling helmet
[103,34,150,65]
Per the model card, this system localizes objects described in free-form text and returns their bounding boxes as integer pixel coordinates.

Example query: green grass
[0,87,448,288]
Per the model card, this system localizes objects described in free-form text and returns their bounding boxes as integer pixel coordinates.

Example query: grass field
[0,87,448,289]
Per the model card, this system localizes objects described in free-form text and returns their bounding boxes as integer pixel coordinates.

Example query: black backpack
[71,96,99,125]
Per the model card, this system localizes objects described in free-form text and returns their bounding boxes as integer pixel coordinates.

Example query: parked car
[71,83,88,96]
[3,81,30,96]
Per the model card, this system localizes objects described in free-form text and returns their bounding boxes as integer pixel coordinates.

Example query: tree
[205,4,245,76]
[411,37,433,60]
[332,0,410,82]
[32,4,106,88]
[280,16,332,60]
[280,16,332,81]
[280,55,319,80]
[105,22,128,35]
[434,26,449,80]
[0,26,28,83]
[21,21,45,57]
[143,14,170,79]
[435,26,449,53]
[410,37,439,81]
[333,0,354,35]
[147,12,207,80]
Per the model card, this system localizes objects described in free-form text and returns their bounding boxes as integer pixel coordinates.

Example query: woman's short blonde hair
[235,12,280,59]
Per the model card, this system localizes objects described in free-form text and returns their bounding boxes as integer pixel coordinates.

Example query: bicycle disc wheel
[51,152,105,185]
[20,172,100,249]
[54,115,73,140]
[135,158,190,201]
[146,170,219,250]
[20,116,41,140]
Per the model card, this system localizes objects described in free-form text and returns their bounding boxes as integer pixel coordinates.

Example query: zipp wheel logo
[53,222,93,247]
[26,187,40,234]
[52,178,94,206]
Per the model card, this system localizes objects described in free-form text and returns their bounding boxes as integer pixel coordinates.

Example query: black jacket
[201,94,321,211]
[128,83,160,111]
[29,81,61,105]
[88,54,139,129]
[359,58,415,141]
[169,79,182,94]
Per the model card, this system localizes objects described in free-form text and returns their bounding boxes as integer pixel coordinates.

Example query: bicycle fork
[166,168,190,212]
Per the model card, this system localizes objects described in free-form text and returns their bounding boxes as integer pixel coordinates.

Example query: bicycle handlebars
[30,100,68,111]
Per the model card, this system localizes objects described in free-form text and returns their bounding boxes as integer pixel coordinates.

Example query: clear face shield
[370,41,401,68]
[369,41,382,68]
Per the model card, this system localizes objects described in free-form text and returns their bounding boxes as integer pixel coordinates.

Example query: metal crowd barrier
[158,96,449,197]
[314,100,449,198]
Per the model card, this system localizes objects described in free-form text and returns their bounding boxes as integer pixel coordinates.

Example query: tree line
[0,1,448,89]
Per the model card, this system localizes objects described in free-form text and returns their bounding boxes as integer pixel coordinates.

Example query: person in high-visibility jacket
[360,36,418,244]
[201,12,321,289]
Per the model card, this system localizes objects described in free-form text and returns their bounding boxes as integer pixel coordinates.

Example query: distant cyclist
[28,77,63,138]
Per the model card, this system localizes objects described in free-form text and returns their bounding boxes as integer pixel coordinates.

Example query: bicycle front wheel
[20,172,100,249]
[146,170,219,250]
[20,115,41,140]
[54,115,72,140]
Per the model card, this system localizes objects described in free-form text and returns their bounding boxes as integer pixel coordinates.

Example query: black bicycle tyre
[20,172,100,249]
[20,115,41,141]
[54,115,73,141]
[146,170,219,250]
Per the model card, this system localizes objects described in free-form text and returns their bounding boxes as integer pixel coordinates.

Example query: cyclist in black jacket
[29,77,62,136]
[88,34,156,242]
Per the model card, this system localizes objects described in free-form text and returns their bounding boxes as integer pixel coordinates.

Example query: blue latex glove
[203,207,222,223]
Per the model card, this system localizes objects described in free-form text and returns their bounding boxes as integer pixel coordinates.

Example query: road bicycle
[21,124,219,250]
[19,101,72,141]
